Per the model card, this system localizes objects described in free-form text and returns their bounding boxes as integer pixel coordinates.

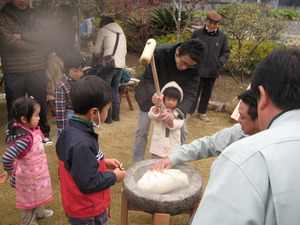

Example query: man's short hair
[71,76,113,115]
[178,39,206,66]
[251,47,300,110]
[238,90,258,121]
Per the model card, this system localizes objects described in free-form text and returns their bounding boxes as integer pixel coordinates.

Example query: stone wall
[280,20,300,39]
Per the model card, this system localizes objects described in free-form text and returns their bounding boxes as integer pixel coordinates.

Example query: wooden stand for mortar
[120,189,199,225]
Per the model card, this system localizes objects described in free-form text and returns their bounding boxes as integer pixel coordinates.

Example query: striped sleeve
[2,137,31,172]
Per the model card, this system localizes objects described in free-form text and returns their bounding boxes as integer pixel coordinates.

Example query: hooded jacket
[148,81,184,157]
[93,22,127,68]
[0,3,48,73]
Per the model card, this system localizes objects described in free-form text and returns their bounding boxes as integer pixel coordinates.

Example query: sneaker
[43,138,53,146]
[198,113,210,122]
[37,209,54,219]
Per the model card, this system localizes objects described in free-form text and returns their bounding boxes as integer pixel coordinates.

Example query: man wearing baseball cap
[188,11,230,122]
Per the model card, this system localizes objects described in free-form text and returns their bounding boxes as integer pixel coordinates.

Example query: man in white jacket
[153,89,259,171]
[190,47,300,224]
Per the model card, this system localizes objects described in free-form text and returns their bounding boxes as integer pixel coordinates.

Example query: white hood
[103,23,124,34]
[161,81,183,102]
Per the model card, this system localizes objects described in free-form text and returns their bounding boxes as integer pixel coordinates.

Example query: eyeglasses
[176,54,198,69]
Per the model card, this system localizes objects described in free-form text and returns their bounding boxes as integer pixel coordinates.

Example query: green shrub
[268,8,300,20]
[218,3,282,82]
[191,11,206,18]
[149,7,189,35]
[122,7,192,52]
[155,31,192,45]
[122,11,157,52]
[136,67,146,80]
[223,40,279,77]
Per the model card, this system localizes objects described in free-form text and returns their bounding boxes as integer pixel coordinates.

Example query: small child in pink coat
[0,97,53,224]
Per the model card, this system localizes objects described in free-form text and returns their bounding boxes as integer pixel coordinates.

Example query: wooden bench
[119,78,139,111]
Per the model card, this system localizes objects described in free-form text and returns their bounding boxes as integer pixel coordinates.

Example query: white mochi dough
[137,169,189,194]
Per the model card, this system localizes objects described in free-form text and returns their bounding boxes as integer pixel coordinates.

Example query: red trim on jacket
[59,158,111,218]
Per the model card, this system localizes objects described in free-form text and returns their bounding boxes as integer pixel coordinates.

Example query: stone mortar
[123,159,203,215]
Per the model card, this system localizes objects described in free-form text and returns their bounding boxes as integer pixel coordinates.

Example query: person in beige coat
[93,16,127,123]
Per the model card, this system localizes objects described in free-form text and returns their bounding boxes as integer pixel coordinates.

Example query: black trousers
[4,70,50,137]
[188,77,216,114]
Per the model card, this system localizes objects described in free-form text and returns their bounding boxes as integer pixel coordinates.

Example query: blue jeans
[100,68,122,109]
[67,211,108,225]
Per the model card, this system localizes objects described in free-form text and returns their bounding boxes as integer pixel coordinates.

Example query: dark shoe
[105,119,113,124]
[105,108,113,124]
[112,106,120,121]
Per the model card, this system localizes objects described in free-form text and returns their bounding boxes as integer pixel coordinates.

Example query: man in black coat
[188,12,230,122]
[133,39,206,163]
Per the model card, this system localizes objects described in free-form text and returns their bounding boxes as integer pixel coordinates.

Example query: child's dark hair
[71,75,113,114]
[163,87,181,104]
[11,97,40,123]
[82,10,90,18]
[64,52,86,74]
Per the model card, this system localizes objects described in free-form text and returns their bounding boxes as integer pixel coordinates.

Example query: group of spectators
[0,0,127,144]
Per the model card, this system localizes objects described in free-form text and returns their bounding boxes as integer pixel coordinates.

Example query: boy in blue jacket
[56,75,126,225]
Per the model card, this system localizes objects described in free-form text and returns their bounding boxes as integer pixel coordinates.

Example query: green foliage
[122,10,157,52]
[136,68,146,80]
[149,7,189,35]
[155,31,192,45]
[219,3,282,43]
[223,40,279,76]
[123,7,191,52]
[268,9,300,20]
[218,3,283,81]
[191,11,206,17]
[94,17,101,33]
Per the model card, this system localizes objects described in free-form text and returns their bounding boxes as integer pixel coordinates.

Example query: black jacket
[192,26,230,78]
[135,43,200,115]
